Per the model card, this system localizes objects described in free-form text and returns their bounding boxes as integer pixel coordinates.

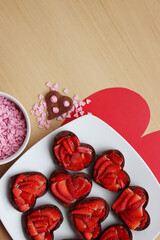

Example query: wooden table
[0,0,160,239]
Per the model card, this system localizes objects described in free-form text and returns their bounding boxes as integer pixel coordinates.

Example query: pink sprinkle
[86,99,91,104]
[53,83,58,89]
[0,96,27,160]
[62,113,67,118]
[73,113,79,118]
[50,87,57,91]
[39,94,44,100]
[52,107,59,114]
[63,88,68,94]
[36,117,41,123]
[87,112,92,115]
[57,116,63,121]
[63,100,70,107]
[73,94,78,100]
[45,124,50,129]
[77,107,82,112]
[30,110,35,115]
[46,82,52,87]
[79,111,84,116]
[50,95,58,103]
[46,120,51,124]
[38,125,43,129]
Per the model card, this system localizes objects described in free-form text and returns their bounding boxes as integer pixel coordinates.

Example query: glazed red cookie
[22,204,63,240]
[99,224,132,240]
[45,91,73,120]
[112,186,150,230]
[49,169,92,208]
[92,150,130,192]
[69,197,109,240]
[53,131,96,171]
[9,172,48,212]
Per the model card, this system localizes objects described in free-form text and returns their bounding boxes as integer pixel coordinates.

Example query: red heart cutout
[46,91,73,120]
[99,224,132,240]
[53,131,96,171]
[92,150,130,192]
[49,169,92,208]
[9,172,48,212]
[22,204,63,240]
[62,88,160,183]
[69,197,109,240]
[112,186,150,230]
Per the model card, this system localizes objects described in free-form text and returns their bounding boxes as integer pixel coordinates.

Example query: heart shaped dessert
[49,169,92,208]
[9,172,48,212]
[22,204,63,240]
[53,131,96,171]
[92,150,130,191]
[45,91,73,120]
[99,224,132,240]
[69,197,109,240]
[112,186,150,230]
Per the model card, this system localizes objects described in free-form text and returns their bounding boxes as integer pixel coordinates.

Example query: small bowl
[0,92,31,165]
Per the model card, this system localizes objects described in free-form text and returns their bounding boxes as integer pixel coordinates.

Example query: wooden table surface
[0,0,160,239]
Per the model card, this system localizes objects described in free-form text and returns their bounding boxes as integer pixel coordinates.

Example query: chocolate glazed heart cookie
[99,224,132,240]
[53,131,96,171]
[112,186,150,230]
[9,172,48,212]
[92,150,130,192]
[69,197,109,240]
[49,169,92,208]
[22,204,63,240]
[45,91,73,120]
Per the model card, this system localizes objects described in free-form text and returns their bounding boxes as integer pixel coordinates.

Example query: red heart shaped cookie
[69,197,109,240]
[92,150,130,192]
[9,172,48,212]
[99,224,132,240]
[112,186,150,230]
[53,131,96,171]
[46,91,73,120]
[49,169,92,208]
[22,204,63,240]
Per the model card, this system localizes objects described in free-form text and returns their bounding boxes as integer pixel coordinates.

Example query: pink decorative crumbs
[0,96,27,160]
[73,94,78,100]
[30,82,92,129]
[63,88,68,94]
[46,82,52,87]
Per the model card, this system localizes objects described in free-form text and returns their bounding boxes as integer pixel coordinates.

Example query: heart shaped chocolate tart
[99,224,132,240]
[22,204,63,240]
[9,172,48,212]
[49,169,92,208]
[112,186,150,230]
[69,197,109,240]
[92,150,130,192]
[45,91,73,120]
[53,131,96,171]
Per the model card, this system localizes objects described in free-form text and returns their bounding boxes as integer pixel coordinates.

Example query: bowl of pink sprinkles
[0,92,31,165]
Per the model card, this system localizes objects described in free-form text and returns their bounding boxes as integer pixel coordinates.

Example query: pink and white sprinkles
[0,96,27,160]
[30,82,92,130]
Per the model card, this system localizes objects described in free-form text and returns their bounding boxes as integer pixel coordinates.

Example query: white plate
[0,115,160,240]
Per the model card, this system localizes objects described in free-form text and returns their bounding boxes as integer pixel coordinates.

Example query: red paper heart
[49,169,92,208]
[92,150,130,192]
[99,224,132,240]
[62,88,160,183]
[53,131,95,171]
[70,197,109,240]
[112,186,150,230]
[22,204,63,240]
[9,172,48,212]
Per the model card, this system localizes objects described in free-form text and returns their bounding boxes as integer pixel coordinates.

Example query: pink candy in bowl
[0,92,31,165]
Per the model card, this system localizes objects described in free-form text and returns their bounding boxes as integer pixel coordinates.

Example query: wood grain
[0,0,160,239]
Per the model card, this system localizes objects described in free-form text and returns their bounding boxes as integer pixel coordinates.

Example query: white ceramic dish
[0,115,159,240]
[0,92,31,165]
